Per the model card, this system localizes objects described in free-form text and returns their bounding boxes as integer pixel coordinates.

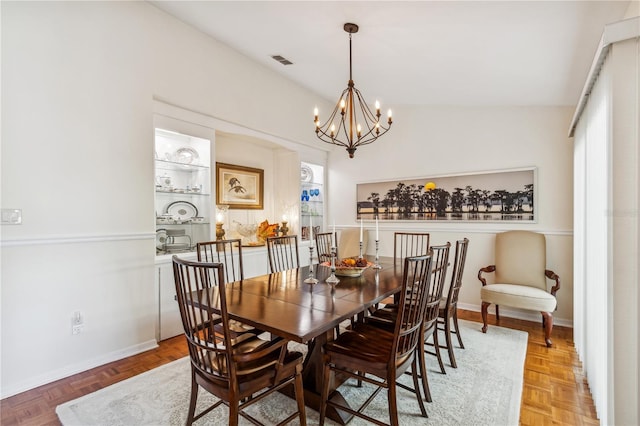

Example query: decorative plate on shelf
[165,201,198,220]
[301,164,313,183]
[156,229,168,250]
[174,147,199,164]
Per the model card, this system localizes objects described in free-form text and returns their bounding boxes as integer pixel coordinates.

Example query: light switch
[1,209,22,225]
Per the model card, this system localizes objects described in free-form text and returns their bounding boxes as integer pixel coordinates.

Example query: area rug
[56,320,527,425]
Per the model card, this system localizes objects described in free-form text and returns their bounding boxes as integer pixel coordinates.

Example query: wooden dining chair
[172,256,307,426]
[420,242,451,379]
[436,238,470,368]
[314,231,337,263]
[196,239,263,338]
[319,254,434,426]
[365,243,451,401]
[394,232,430,267]
[266,235,300,273]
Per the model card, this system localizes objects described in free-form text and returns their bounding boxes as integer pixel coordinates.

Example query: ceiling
[150,1,631,107]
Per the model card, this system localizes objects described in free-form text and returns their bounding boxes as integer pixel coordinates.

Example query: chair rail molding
[0,232,155,247]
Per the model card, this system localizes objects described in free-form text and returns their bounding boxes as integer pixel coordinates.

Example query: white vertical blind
[586,60,611,421]
[571,17,639,425]
[573,116,586,359]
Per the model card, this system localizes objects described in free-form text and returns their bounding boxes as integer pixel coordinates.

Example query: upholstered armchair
[478,230,560,347]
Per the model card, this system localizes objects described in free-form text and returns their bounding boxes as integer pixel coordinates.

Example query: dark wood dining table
[194,256,403,424]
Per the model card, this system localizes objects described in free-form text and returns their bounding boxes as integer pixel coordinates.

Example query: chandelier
[314,23,393,159]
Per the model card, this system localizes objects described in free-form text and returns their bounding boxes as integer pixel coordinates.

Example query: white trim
[153,98,327,159]
[568,16,640,137]
[458,302,573,329]
[0,233,155,247]
[337,225,572,237]
[0,340,159,399]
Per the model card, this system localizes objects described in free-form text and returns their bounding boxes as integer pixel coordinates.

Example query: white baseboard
[458,302,573,328]
[1,340,159,399]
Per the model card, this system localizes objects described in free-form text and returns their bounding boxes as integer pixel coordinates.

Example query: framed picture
[216,162,264,209]
[356,167,536,222]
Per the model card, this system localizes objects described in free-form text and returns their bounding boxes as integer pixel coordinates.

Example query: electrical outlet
[72,324,84,335]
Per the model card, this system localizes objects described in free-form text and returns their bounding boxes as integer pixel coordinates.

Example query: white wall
[327,105,575,325]
[0,1,329,397]
[1,1,575,397]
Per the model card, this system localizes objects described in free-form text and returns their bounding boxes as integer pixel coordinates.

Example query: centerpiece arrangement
[322,256,372,277]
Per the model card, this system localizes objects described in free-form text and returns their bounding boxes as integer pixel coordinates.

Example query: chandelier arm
[353,90,380,141]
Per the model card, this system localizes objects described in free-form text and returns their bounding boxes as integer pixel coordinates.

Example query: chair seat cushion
[481,283,557,312]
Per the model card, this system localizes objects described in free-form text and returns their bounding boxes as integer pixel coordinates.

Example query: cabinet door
[157,262,183,341]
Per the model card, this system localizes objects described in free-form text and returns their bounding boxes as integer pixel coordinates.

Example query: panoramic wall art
[356,167,536,222]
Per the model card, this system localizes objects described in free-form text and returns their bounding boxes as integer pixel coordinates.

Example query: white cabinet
[155,128,213,255]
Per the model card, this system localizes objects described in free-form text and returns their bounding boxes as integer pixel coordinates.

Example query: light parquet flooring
[1,310,599,425]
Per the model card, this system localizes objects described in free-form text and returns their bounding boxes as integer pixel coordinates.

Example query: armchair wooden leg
[481,302,490,333]
[541,311,553,347]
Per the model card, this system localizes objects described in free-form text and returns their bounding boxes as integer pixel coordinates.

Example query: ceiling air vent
[271,55,293,65]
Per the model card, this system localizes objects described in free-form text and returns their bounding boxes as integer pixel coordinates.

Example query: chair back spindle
[393,254,434,361]
[266,235,300,272]
[394,232,430,267]
[196,239,244,284]
[315,232,337,263]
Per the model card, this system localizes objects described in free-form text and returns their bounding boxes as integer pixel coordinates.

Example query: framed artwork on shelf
[216,162,264,209]
[356,167,536,223]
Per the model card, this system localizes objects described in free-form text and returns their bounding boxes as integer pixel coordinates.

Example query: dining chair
[315,231,337,263]
[365,243,451,401]
[319,254,434,426]
[436,238,470,368]
[337,228,368,259]
[393,232,430,267]
[172,256,306,426]
[420,243,451,379]
[196,239,263,338]
[266,235,300,273]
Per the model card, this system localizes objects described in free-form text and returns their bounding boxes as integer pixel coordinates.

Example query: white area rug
[56,320,527,425]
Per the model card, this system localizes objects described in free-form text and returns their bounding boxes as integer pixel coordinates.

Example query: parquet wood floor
[1,310,599,425]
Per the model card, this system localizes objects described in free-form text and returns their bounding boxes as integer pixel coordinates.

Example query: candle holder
[215,223,226,240]
[304,243,318,284]
[359,241,363,259]
[373,239,382,269]
[280,221,289,236]
[326,245,340,284]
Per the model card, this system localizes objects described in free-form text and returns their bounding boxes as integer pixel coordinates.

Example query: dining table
[192,256,403,424]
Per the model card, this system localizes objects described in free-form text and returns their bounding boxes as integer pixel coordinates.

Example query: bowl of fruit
[322,257,372,277]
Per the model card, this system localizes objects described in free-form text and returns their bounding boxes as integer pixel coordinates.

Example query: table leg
[282,329,354,424]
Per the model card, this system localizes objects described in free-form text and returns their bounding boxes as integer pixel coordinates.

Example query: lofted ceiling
[150,1,631,108]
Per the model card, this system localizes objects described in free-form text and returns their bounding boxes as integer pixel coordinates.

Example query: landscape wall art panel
[356,167,536,222]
